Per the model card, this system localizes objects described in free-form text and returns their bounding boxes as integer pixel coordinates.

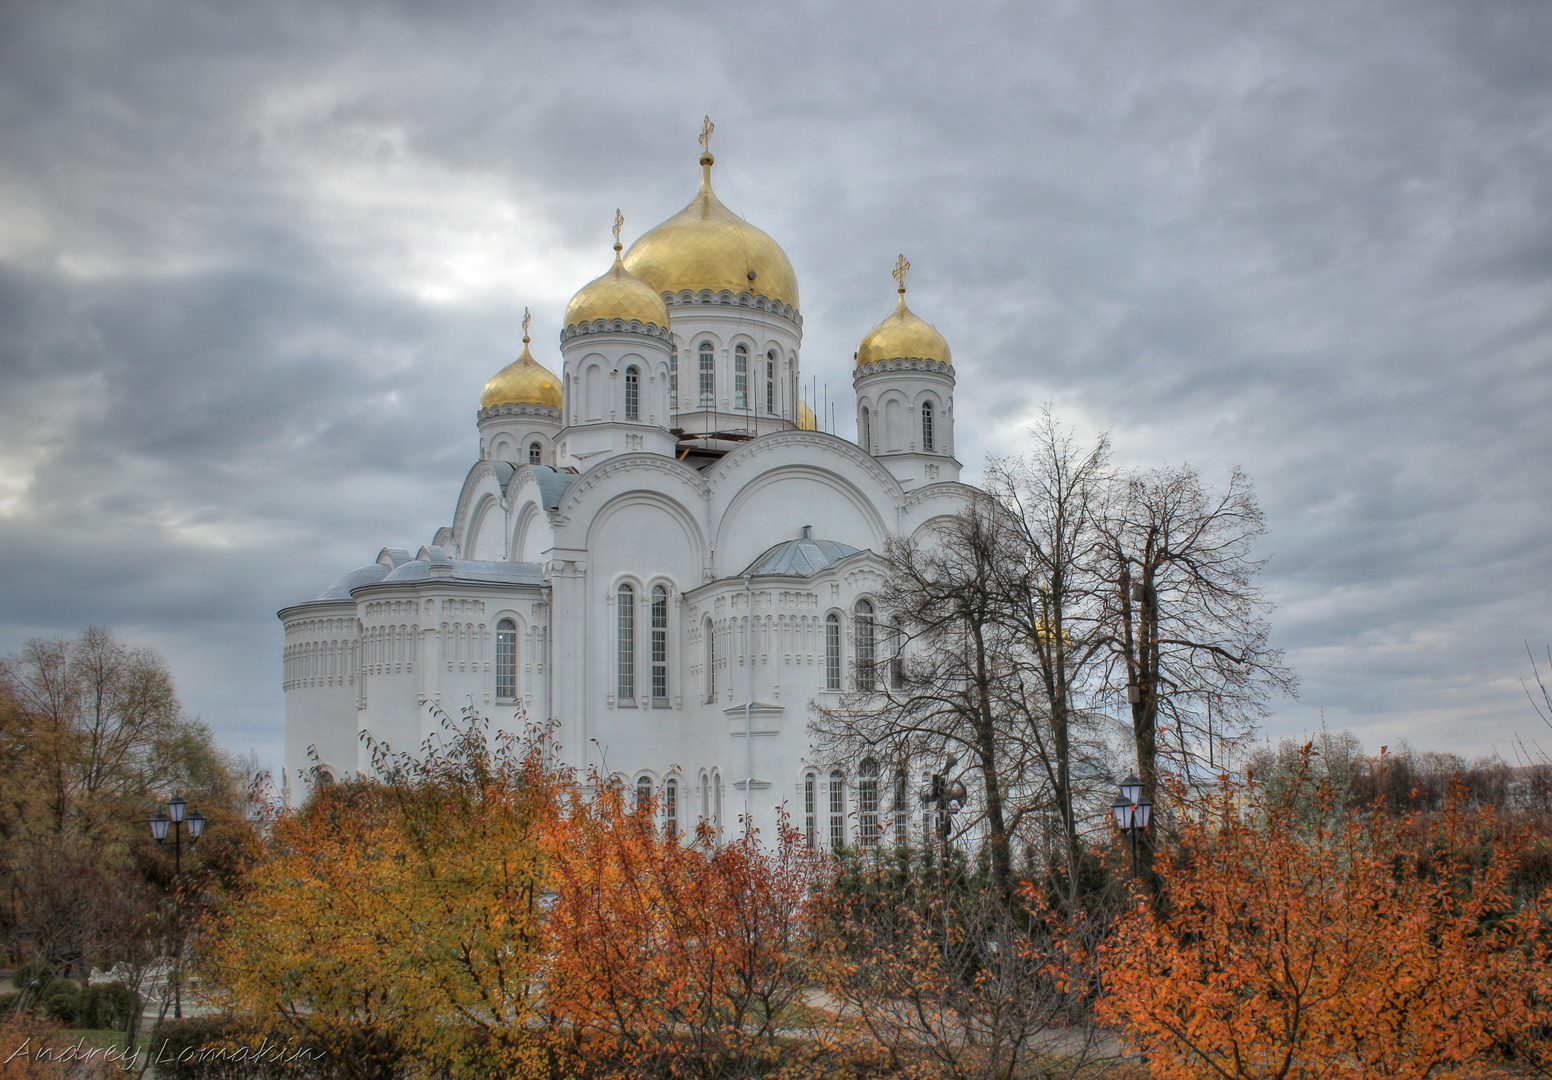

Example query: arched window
[712,768,724,839]
[824,613,842,691]
[704,617,716,702]
[921,400,935,452]
[669,349,678,408]
[664,777,678,835]
[861,406,872,452]
[766,351,777,415]
[828,770,847,852]
[893,768,909,847]
[624,365,640,420]
[734,344,748,408]
[854,599,876,690]
[528,441,542,465]
[859,757,880,848]
[636,774,653,812]
[888,620,906,689]
[617,584,636,702]
[803,772,817,848]
[650,585,669,704]
[698,342,715,407]
[495,618,517,701]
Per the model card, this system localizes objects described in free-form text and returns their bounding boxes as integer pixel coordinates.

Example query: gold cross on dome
[893,254,910,292]
[522,307,532,342]
[612,208,623,248]
[699,115,715,154]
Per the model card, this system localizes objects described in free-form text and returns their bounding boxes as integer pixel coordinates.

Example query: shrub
[38,981,78,1026]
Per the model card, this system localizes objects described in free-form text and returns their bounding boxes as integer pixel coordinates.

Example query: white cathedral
[280,133,971,848]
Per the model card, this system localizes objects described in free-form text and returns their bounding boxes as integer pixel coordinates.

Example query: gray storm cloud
[1,0,1548,768]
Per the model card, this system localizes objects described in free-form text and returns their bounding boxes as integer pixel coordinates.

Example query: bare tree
[1093,463,1296,882]
[980,413,1115,906]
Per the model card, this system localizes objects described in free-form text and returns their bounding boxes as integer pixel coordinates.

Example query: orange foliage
[1097,763,1552,1080]
[543,779,828,1078]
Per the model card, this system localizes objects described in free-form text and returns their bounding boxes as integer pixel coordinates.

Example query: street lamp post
[149,796,206,1019]
[921,760,967,960]
[1111,774,1152,881]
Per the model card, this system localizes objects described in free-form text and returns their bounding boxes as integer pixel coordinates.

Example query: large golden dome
[481,335,562,410]
[856,286,952,368]
[623,153,799,309]
[565,240,671,331]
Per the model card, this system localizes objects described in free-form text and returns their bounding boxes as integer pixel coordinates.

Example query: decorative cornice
[559,453,711,514]
[664,289,802,328]
[560,318,673,342]
[477,402,562,422]
[703,429,905,500]
[853,357,955,381]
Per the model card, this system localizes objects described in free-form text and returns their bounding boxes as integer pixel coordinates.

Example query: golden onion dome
[481,330,563,410]
[622,152,799,309]
[798,401,818,431]
[565,224,671,331]
[856,264,951,368]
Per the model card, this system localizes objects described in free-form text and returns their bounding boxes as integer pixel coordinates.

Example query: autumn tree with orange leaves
[1097,752,1552,1080]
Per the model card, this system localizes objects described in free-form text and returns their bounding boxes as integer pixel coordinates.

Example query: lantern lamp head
[187,810,207,841]
[168,795,187,824]
[150,811,171,842]
[1120,775,1143,806]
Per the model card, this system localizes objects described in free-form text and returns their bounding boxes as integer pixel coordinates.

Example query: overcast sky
[2,0,1549,774]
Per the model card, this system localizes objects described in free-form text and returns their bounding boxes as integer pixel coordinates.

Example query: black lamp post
[921,760,967,960]
[150,796,206,1019]
[1112,774,1152,881]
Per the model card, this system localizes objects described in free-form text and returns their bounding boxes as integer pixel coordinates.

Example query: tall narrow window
[893,769,909,847]
[859,758,880,848]
[698,342,715,407]
[766,351,777,415]
[624,366,640,420]
[636,774,653,812]
[921,400,935,452]
[650,585,669,703]
[854,599,876,690]
[712,769,723,839]
[528,442,542,465]
[617,584,636,702]
[804,772,817,848]
[861,406,872,451]
[669,349,678,408]
[704,617,716,702]
[889,620,906,689]
[734,344,748,408]
[495,618,517,701]
[829,770,847,852]
[664,778,678,835]
[824,613,842,691]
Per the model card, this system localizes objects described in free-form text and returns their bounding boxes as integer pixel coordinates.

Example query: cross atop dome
[893,254,910,294]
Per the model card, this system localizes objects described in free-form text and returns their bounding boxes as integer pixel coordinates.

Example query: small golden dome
[565,227,671,331]
[856,289,952,368]
[798,401,818,431]
[481,333,562,410]
[623,153,799,309]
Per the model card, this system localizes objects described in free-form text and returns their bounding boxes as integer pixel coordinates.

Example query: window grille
[636,775,652,812]
[528,442,542,465]
[734,344,748,408]
[664,778,678,835]
[698,342,714,407]
[669,350,678,407]
[766,352,777,415]
[829,770,846,852]
[495,618,517,700]
[824,613,841,690]
[859,757,880,848]
[624,366,640,420]
[617,584,636,702]
[861,406,871,451]
[922,400,935,452]
[705,618,716,702]
[854,599,876,690]
[651,585,669,702]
